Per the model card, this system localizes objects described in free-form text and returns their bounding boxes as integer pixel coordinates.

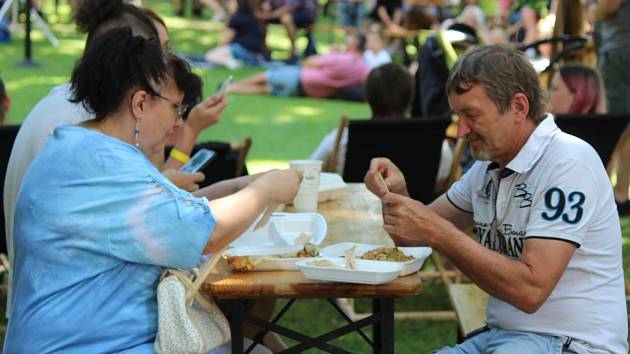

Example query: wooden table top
[204,183,422,299]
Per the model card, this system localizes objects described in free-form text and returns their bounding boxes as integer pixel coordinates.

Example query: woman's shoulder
[50,125,153,174]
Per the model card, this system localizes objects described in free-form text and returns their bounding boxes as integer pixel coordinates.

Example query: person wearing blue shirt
[4,28,301,353]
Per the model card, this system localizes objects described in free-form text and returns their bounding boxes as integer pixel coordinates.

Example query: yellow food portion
[226,244,320,271]
[226,256,258,271]
[359,247,414,262]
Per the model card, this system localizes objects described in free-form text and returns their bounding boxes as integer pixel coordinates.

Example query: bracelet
[169,148,190,164]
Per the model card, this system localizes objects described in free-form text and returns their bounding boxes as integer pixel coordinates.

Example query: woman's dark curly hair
[69,28,201,121]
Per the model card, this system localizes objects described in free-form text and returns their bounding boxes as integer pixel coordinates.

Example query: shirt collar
[504,113,557,174]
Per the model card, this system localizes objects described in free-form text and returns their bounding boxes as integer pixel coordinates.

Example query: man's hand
[185,94,228,135]
[364,158,408,197]
[162,169,206,192]
[381,192,453,247]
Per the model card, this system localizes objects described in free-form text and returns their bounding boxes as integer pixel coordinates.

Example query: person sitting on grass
[227,33,370,98]
[204,0,266,68]
[310,63,452,188]
[363,30,392,69]
[259,0,318,61]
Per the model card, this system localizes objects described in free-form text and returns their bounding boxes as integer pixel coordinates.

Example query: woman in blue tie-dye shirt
[5,28,301,354]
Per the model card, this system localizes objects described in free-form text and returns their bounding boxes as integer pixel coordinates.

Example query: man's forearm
[431,228,548,313]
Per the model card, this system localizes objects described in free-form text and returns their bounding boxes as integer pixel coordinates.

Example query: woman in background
[549,63,606,115]
[204,0,265,68]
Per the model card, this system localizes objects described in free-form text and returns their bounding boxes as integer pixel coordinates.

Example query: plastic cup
[289,160,323,212]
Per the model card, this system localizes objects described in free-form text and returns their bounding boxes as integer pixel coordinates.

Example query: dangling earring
[135,121,140,148]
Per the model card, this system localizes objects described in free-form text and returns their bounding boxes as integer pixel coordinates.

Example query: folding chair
[342,117,451,204]
[0,125,20,257]
[555,114,630,167]
[0,125,20,334]
[322,116,349,173]
[230,136,252,178]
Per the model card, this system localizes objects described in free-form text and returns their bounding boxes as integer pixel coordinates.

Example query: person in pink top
[227,33,370,98]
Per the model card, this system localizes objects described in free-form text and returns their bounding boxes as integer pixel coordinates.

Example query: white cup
[289,160,322,212]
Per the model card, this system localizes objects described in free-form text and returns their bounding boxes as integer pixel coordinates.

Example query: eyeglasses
[152,92,189,118]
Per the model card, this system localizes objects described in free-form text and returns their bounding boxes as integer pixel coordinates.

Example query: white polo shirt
[447,115,628,354]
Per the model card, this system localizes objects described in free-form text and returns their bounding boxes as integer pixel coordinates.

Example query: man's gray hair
[446,45,548,123]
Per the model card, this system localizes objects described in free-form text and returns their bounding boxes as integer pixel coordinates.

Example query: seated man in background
[227,33,370,98]
[310,63,452,190]
[365,45,628,353]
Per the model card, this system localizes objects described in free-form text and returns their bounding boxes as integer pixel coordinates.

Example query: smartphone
[216,75,233,96]
[179,148,217,173]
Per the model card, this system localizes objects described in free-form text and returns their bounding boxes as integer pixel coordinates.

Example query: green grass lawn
[1,0,629,352]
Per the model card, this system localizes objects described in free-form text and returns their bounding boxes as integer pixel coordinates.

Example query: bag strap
[185,248,226,305]
[167,270,216,310]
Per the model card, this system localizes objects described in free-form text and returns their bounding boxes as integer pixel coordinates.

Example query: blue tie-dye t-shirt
[5,125,216,353]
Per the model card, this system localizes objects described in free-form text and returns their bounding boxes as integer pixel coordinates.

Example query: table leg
[229,299,246,354]
[372,298,394,354]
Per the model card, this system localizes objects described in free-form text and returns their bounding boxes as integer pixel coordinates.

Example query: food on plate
[226,255,261,271]
[295,243,320,258]
[359,247,414,262]
[226,243,320,271]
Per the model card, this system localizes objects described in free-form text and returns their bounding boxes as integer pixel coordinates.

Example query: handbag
[155,249,231,354]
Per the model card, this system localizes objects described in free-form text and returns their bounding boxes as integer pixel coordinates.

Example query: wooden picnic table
[203,183,423,354]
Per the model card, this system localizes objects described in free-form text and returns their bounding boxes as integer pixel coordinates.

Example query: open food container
[230,212,327,248]
[268,213,327,246]
[226,212,327,271]
[224,245,318,271]
[296,257,403,285]
[320,242,432,276]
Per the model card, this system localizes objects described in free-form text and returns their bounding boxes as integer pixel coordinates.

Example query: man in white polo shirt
[365,45,628,353]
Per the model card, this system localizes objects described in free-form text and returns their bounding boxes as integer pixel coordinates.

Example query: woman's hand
[261,169,303,204]
[185,94,228,135]
[162,169,205,192]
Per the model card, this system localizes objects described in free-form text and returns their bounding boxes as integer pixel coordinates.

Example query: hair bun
[73,0,125,34]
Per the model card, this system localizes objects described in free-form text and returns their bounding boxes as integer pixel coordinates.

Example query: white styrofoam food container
[318,173,347,202]
[269,213,327,246]
[230,212,327,248]
[224,245,307,271]
[296,257,403,285]
[226,245,304,257]
[319,242,432,276]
